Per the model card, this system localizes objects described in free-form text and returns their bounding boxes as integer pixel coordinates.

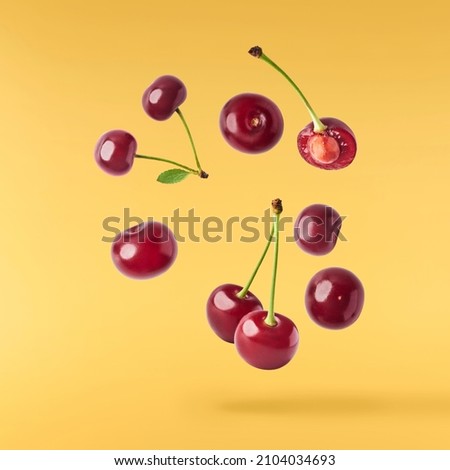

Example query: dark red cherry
[294,204,342,256]
[297,117,357,170]
[305,267,364,329]
[206,283,263,343]
[142,75,187,121]
[219,93,284,153]
[234,310,299,370]
[94,129,136,175]
[111,221,178,279]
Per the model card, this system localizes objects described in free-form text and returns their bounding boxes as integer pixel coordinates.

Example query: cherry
[111,221,177,279]
[94,129,136,175]
[305,267,364,329]
[234,199,300,369]
[142,75,187,121]
[207,284,263,343]
[235,311,299,370]
[298,118,357,170]
[219,93,284,153]
[294,204,342,256]
[249,46,357,169]
[140,75,208,181]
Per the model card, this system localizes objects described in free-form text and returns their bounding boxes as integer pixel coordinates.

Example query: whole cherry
[142,75,187,121]
[94,129,205,181]
[305,267,364,329]
[235,310,299,370]
[141,75,208,181]
[234,199,300,369]
[249,46,357,169]
[111,221,178,279]
[207,284,263,343]
[294,204,342,256]
[94,129,136,176]
[220,93,284,153]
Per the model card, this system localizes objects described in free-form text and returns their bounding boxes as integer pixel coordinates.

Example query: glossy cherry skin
[294,204,342,256]
[305,267,364,329]
[220,93,284,153]
[206,283,263,343]
[142,75,187,121]
[235,311,299,370]
[94,130,136,175]
[297,117,357,170]
[111,221,178,279]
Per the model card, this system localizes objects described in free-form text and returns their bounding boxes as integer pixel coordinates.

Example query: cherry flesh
[235,310,299,370]
[142,75,187,121]
[111,221,178,279]
[305,267,364,329]
[94,129,136,175]
[294,204,342,256]
[219,93,284,153]
[298,117,357,170]
[206,284,263,343]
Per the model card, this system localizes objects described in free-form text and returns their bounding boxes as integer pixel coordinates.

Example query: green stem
[175,108,205,174]
[249,46,326,133]
[265,201,282,327]
[135,154,198,174]
[236,225,275,299]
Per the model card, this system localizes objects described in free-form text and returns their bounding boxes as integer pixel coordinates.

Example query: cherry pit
[95,45,365,370]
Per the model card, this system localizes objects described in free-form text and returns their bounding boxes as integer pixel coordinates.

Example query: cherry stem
[265,198,283,327]
[135,154,199,175]
[249,46,326,133]
[175,108,207,177]
[236,225,275,300]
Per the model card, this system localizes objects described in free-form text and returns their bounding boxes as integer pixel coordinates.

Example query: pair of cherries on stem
[220,46,357,170]
[207,199,300,370]
[94,75,208,183]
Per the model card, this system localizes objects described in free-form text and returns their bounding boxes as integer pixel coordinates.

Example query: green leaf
[156,169,190,184]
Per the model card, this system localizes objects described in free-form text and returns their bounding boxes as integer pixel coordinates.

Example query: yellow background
[1,0,450,449]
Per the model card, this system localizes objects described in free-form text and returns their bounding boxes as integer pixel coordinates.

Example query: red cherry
[111,221,177,279]
[94,129,136,175]
[235,310,299,370]
[297,117,357,170]
[219,93,284,153]
[206,284,263,343]
[142,75,187,121]
[294,204,342,256]
[305,267,364,329]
